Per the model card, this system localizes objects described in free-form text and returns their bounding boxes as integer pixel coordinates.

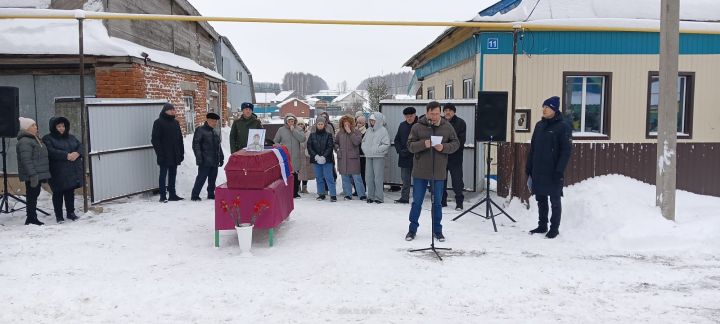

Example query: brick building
[278,98,311,118]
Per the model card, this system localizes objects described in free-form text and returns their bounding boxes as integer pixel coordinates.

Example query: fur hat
[443,103,456,113]
[18,117,35,131]
[241,102,254,111]
[402,107,416,115]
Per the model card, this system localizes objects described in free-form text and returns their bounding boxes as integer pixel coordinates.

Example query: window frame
[182,95,196,134]
[462,78,474,99]
[427,87,435,100]
[445,81,454,99]
[645,71,694,140]
[561,71,613,140]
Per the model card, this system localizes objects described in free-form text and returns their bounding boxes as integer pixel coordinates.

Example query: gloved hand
[30,175,39,188]
[315,155,326,165]
[218,160,224,167]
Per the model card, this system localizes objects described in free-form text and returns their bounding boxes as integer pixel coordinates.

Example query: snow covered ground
[1,132,719,323]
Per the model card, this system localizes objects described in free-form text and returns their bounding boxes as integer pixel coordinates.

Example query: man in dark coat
[230,102,263,153]
[191,113,224,201]
[441,103,467,211]
[42,116,83,223]
[405,101,460,242]
[393,107,417,204]
[526,96,572,239]
[151,103,185,202]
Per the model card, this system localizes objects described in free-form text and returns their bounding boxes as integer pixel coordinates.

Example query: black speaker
[0,87,20,138]
[475,91,508,142]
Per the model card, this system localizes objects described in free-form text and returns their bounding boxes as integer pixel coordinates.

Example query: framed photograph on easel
[514,109,531,133]
[246,129,266,151]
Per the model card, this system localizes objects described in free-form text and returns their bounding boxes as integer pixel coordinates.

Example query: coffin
[224,146,291,189]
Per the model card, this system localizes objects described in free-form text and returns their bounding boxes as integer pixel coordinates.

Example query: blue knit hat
[543,96,560,112]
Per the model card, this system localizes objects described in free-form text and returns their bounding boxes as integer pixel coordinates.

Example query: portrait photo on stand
[246,129,266,151]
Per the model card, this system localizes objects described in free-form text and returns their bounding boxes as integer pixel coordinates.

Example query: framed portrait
[514,109,531,132]
[246,129,266,151]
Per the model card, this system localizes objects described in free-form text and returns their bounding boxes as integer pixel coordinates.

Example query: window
[646,72,694,138]
[462,78,474,99]
[294,100,298,107]
[427,87,435,100]
[562,73,612,138]
[236,71,243,84]
[183,96,195,134]
[445,81,454,99]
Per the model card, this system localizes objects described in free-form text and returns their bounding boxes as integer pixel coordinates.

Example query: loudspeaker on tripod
[475,91,508,142]
[0,87,20,138]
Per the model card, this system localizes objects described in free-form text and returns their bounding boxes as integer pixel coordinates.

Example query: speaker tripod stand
[1,137,49,215]
[452,137,514,231]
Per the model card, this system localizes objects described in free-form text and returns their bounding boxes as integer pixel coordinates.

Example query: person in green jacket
[229,102,263,153]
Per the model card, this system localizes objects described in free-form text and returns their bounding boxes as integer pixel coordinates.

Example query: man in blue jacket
[526,96,572,239]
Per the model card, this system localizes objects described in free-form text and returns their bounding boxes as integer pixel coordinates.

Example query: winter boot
[546,229,559,239]
[66,212,79,221]
[168,193,184,201]
[529,226,548,235]
[330,196,337,202]
[159,194,168,203]
[316,195,326,201]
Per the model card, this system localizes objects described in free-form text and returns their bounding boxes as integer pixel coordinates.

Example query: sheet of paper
[431,136,443,146]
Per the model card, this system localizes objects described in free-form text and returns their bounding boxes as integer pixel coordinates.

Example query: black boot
[66,212,79,221]
[529,226,548,234]
[159,194,168,203]
[168,193,184,201]
[546,229,559,239]
[25,214,44,226]
[56,214,65,223]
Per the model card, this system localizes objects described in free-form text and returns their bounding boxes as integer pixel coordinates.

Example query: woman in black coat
[42,117,83,223]
[307,117,337,201]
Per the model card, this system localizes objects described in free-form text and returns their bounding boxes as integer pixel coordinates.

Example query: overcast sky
[188,0,496,90]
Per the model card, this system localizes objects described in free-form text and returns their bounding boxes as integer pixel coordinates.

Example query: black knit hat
[206,112,220,120]
[402,107,416,115]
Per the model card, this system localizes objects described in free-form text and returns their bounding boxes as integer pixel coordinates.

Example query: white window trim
[566,75,607,136]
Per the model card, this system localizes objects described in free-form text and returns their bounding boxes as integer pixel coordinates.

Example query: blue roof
[478,0,522,17]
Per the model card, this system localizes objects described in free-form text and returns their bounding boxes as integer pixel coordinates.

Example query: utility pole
[656,0,679,221]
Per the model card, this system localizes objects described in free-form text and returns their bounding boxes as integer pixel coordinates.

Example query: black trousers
[191,166,218,198]
[292,172,300,197]
[24,181,42,221]
[159,165,178,196]
[52,189,75,217]
[536,194,562,231]
[442,162,464,205]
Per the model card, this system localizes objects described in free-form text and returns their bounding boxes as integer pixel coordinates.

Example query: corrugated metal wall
[498,142,720,200]
[87,99,166,203]
[380,100,484,192]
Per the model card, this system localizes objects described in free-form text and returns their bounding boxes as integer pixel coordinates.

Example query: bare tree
[338,80,348,93]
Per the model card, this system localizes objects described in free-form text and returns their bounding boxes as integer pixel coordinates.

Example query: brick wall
[94,63,226,134]
[279,99,311,118]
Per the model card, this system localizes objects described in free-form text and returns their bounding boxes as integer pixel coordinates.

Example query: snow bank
[0,131,718,322]
[0,8,223,80]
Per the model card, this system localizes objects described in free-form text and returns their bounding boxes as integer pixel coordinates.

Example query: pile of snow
[0,131,719,322]
[0,8,223,80]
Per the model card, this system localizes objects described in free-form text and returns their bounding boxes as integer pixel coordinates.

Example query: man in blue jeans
[405,101,460,242]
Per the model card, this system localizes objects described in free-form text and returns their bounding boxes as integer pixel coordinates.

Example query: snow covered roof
[0,9,223,80]
[255,92,277,104]
[474,0,720,23]
[273,90,295,103]
[278,97,306,107]
[405,0,720,68]
[332,91,368,103]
